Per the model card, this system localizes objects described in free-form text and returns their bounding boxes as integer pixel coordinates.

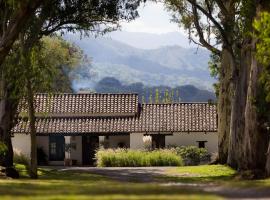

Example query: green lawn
[165,164,236,182]
[0,164,220,200]
[1,164,270,200]
[165,164,270,187]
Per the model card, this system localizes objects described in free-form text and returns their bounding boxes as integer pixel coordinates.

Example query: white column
[130,133,144,149]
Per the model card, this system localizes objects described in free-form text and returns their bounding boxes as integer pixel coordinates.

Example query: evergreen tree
[149,89,153,103]
[155,88,159,104]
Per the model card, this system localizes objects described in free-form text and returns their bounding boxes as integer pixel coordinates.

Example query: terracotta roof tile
[18,93,138,117]
[13,93,217,134]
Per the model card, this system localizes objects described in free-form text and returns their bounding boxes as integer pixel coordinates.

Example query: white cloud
[120,2,185,34]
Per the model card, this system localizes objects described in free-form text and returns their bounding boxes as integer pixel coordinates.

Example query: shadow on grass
[0,169,218,200]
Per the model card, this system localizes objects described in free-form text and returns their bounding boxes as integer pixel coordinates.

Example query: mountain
[109,31,196,49]
[64,32,215,92]
[92,77,216,102]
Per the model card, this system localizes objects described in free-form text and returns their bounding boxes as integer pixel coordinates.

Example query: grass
[1,164,270,200]
[165,164,270,188]
[96,148,183,167]
[0,165,220,200]
[166,165,236,182]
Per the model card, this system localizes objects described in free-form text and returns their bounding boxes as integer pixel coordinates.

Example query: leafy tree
[163,89,170,103]
[253,11,270,175]
[155,88,160,104]
[254,12,270,102]
[0,0,42,67]
[0,0,143,174]
[164,0,270,174]
[170,89,174,103]
[175,89,181,102]
[149,89,153,103]
[17,36,82,178]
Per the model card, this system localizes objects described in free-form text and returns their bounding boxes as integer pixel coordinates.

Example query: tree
[155,88,160,104]
[253,11,270,175]
[0,0,143,171]
[163,89,171,103]
[149,89,153,103]
[21,36,82,178]
[170,89,174,103]
[0,0,42,67]
[164,0,270,174]
[164,0,236,164]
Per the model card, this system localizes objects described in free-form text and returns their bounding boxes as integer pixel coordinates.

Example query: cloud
[120,2,185,34]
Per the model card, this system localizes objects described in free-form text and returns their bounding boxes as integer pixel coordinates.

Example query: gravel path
[57,167,270,199]
[59,166,171,182]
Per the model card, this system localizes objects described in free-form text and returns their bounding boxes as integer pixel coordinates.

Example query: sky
[120,2,185,34]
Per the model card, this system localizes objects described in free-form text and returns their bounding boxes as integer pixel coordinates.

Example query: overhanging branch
[188,0,230,47]
[192,5,221,55]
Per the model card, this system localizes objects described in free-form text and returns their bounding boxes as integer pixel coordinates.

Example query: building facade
[12,93,217,165]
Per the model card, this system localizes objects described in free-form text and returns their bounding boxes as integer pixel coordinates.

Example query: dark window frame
[49,136,65,161]
[196,141,207,148]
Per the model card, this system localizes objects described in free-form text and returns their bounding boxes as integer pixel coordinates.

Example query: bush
[174,146,211,166]
[95,148,183,167]
[0,142,7,159]
[13,148,30,167]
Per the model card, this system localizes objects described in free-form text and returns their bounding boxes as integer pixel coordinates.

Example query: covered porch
[35,133,145,166]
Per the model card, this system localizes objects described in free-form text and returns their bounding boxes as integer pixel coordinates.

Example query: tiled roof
[18,93,139,117]
[139,103,217,132]
[13,94,217,134]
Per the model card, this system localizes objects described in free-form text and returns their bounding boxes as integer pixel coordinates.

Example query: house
[12,93,217,165]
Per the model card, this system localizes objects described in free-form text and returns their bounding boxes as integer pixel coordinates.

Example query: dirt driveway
[58,167,270,200]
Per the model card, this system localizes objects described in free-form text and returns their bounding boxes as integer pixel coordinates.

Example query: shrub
[174,146,211,166]
[0,142,7,158]
[95,148,183,167]
[13,148,30,167]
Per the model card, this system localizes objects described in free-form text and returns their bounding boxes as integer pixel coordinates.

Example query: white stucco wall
[12,134,31,158]
[13,132,218,165]
[130,133,145,149]
[165,132,218,153]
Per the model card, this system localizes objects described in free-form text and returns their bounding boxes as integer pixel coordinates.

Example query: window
[197,141,207,148]
[49,136,65,161]
[50,142,56,155]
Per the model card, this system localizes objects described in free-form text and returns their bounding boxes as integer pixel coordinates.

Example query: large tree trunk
[266,142,270,176]
[26,79,37,179]
[242,44,268,172]
[217,0,238,164]
[217,49,232,164]
[0,77,19,167]
[229,1,270,174]
[0,98,14,167]
[227,42,251,169]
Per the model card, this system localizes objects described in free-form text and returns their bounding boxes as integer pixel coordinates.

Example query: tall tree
[0,0,43,67]
[0,0,143,170]
[19,36,82,178]
[164,0,236,164]
[164,0,270,174]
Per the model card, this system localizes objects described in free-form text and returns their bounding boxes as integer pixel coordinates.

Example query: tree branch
[215,0,229,17]
[191,5,221,55]
[0,0,42,68]
[188,0,230,47]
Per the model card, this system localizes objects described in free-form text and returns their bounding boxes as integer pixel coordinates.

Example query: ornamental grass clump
[95,148,183,167]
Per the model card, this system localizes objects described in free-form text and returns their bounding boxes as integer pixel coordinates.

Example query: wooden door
[82,136,99,165]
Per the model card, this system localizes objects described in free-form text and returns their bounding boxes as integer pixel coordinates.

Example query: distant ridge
[65,32,215,91]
